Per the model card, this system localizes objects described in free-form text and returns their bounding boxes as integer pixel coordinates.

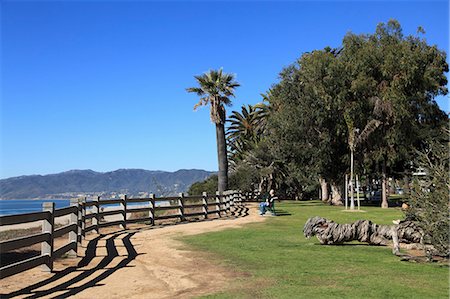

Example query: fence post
[93,196,100,234]
[120,194,127,230]
[179,193,185,222]
[80,197,86,241]
[202,192,208,219]
[150,194,155,226]
[68,198,78,257]
[223,191,228,215]
[41,202,55,272]
[216,191,221,218]
[226,191,231,214]
[230,191,235,212]
[223,191,226,215]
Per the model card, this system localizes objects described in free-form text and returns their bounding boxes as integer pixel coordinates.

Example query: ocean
[0,199,71,216]
[0,199,161,216]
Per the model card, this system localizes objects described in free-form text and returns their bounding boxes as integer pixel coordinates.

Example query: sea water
[0,199,163,216]
[0,199,70,216]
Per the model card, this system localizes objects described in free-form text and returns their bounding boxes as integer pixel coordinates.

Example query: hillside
[0,169,215,199]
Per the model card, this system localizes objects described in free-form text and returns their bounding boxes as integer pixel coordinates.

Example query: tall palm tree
[227,105,259,168]
[186,69,240,192]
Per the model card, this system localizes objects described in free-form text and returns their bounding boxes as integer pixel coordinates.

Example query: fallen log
[303,216,423,255]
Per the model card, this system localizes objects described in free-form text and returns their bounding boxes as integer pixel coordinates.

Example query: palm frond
[193,97,209,110]
[186,87,205,96]
[187,68,240,124]
[356,119,382,146]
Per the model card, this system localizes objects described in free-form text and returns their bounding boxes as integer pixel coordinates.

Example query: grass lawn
[181,201,449,299]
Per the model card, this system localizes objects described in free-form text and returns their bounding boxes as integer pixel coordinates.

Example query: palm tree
[186,69,240,192]
[227,101,271,167]
[255,89,274,133]
[345,96,389,209]
[227,105,259,168]
[228,105,259,143]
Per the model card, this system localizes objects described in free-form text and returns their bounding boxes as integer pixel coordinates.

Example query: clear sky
[1,0,448,179]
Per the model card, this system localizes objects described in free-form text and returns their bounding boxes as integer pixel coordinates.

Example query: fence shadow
[230,204,250,218]
[1,250,41,268]
[1,203,250,298]
[274,209,291,216]
[1,231,140,299]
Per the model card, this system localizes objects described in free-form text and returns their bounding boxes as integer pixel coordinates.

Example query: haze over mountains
[0,169,215,199]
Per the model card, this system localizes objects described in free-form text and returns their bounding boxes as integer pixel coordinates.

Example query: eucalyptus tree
[186,69,240,192]
[340,20,448,208]
[266,54,348,203]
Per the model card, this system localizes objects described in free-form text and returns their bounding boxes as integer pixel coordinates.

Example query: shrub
[406,130,449,258]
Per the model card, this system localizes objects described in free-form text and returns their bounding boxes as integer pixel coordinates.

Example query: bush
[188,175,218,195]
[406,130,449,257]
[229,164,260,193]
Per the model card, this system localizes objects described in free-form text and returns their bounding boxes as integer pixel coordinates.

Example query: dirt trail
[1,203,265,299]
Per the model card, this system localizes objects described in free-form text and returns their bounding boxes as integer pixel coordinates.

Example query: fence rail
[0,190,242,279]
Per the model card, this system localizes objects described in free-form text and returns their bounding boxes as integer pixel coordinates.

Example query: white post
[41,202,55,272]
[356,175,361,210]
[350,149,355,210]
[345,174,348,210]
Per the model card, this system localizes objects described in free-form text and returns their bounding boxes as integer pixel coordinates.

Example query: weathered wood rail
[0,190,242,279]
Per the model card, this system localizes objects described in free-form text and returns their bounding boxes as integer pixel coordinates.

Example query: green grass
[181,201,449,299]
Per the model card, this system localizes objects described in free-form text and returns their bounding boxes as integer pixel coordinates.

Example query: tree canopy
[226,20,448,204]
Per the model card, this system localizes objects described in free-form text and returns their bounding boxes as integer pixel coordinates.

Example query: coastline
[0,198,71,200]
[0,205,143,232]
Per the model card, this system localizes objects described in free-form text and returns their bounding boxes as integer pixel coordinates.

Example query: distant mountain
[0,169,215,199]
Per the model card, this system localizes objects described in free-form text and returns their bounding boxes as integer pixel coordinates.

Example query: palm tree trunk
[381,159,388,208]
[216,123,228,192]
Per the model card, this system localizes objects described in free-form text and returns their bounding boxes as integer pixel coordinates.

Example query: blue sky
[1,0,448,179]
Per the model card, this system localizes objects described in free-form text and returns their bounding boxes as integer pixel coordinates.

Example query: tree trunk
[350,149,355,210]
[216,123,228,192]
[319,177,329,202]
[381,159,389,208]
[331,182,343,206]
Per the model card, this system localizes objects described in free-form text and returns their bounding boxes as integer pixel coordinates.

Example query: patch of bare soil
[0,203,265,299]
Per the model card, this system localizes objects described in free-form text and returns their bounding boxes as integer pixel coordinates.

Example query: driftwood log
[303,216,423,255]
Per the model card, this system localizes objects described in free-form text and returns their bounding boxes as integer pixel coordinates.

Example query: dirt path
[1,203,265,299]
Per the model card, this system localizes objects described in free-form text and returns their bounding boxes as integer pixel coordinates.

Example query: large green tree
[340,20,448,207]
[267,49,348,203]
[261,20,447,205]
[187,69,240,192]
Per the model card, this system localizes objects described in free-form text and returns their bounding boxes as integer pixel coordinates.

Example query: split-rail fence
[0,190,243,279]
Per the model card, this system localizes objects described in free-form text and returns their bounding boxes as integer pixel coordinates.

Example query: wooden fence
[0,190,242,279]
